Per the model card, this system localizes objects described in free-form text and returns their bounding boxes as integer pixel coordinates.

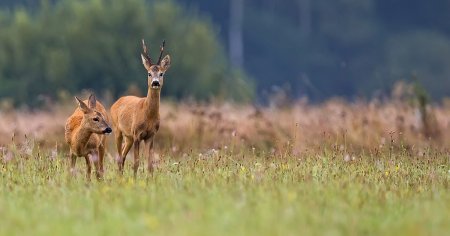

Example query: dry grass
[1,98,449,157]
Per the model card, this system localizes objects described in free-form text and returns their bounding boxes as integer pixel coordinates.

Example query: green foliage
[2,0,450,103]
[0,0,253,106]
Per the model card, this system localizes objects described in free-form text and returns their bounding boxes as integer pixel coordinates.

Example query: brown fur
[65,95,111,180]
[111,40,170,176]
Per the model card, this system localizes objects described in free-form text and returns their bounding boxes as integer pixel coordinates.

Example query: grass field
[0,99,449,235]
[0,146,449,236]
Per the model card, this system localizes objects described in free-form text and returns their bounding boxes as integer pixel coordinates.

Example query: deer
[110,39,171,177]
[65,94,112,180]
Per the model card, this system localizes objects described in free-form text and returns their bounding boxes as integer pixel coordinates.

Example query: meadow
[0,95,449,235]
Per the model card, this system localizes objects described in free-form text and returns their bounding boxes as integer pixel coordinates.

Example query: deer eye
[93,118,99,122]
[159,73,164,77]
[148,72,152,76]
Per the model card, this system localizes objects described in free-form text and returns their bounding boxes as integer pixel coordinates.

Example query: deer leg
[69,151,77,176]
[146,138,155,173]
[98,142,105,179]
[93,148,103,180]
[84,155,92,181]
[133,140,140,178]
[115,130,123,161]
[119,137,133,174]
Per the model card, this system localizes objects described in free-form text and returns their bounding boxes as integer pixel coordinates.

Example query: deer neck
[145,88,160,119]
[73,122,93,155]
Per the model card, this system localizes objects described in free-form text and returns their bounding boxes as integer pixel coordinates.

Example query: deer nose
[151,80,160,87]
[103,127,112,134]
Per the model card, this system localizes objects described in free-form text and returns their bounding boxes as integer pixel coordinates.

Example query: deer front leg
[133,140,140,178]
[69,151,77,176]
[98,144,105,179]
[118,136,133,174]
[84,155,92,181]
[146,138,155,173]
[92,149,103,180]
[115,130,123,164]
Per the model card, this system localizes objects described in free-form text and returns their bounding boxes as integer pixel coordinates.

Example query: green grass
[0,148,449,236]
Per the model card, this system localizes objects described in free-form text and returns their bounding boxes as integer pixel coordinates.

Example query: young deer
[110,39,171,176]
[65,94,112,180]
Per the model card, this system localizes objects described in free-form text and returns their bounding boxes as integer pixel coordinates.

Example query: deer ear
[141,54,152,71]
[75,96,90,114]
[160,55,171,71]
[88,94,97,109]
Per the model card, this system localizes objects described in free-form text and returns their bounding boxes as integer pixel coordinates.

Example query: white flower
[344,154,351,162]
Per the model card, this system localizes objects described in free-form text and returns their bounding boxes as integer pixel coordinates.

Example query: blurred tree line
[0,0,253,106]
[182,0,450,102]
[1,0,450,106]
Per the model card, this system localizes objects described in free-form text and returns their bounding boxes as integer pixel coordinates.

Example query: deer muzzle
[151,80,161,89]
[103,127,112,134]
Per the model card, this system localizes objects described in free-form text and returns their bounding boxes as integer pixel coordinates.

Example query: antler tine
[157,40,166,65]
[142,39,153,65]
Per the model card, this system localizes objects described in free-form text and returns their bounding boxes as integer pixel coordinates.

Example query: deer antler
[157,40,166,65]
[142,39,153,65]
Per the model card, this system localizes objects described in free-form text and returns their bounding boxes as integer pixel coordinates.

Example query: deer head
[75,95,112,134]
[141,39,171,90]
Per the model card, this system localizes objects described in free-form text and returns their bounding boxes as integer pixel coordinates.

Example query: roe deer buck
[65,94,112,180]
[110,39,171,176]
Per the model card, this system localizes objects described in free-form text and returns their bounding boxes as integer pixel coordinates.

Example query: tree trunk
[229,0,244,68]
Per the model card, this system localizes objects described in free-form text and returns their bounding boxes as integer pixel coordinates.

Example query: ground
[0,147,448,236]
[1,100,449,235]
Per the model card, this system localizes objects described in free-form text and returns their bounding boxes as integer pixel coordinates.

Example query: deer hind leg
[146,138,155,173]
[133,140,140,178]
[119,136,133,174]
[84,155,92,181]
